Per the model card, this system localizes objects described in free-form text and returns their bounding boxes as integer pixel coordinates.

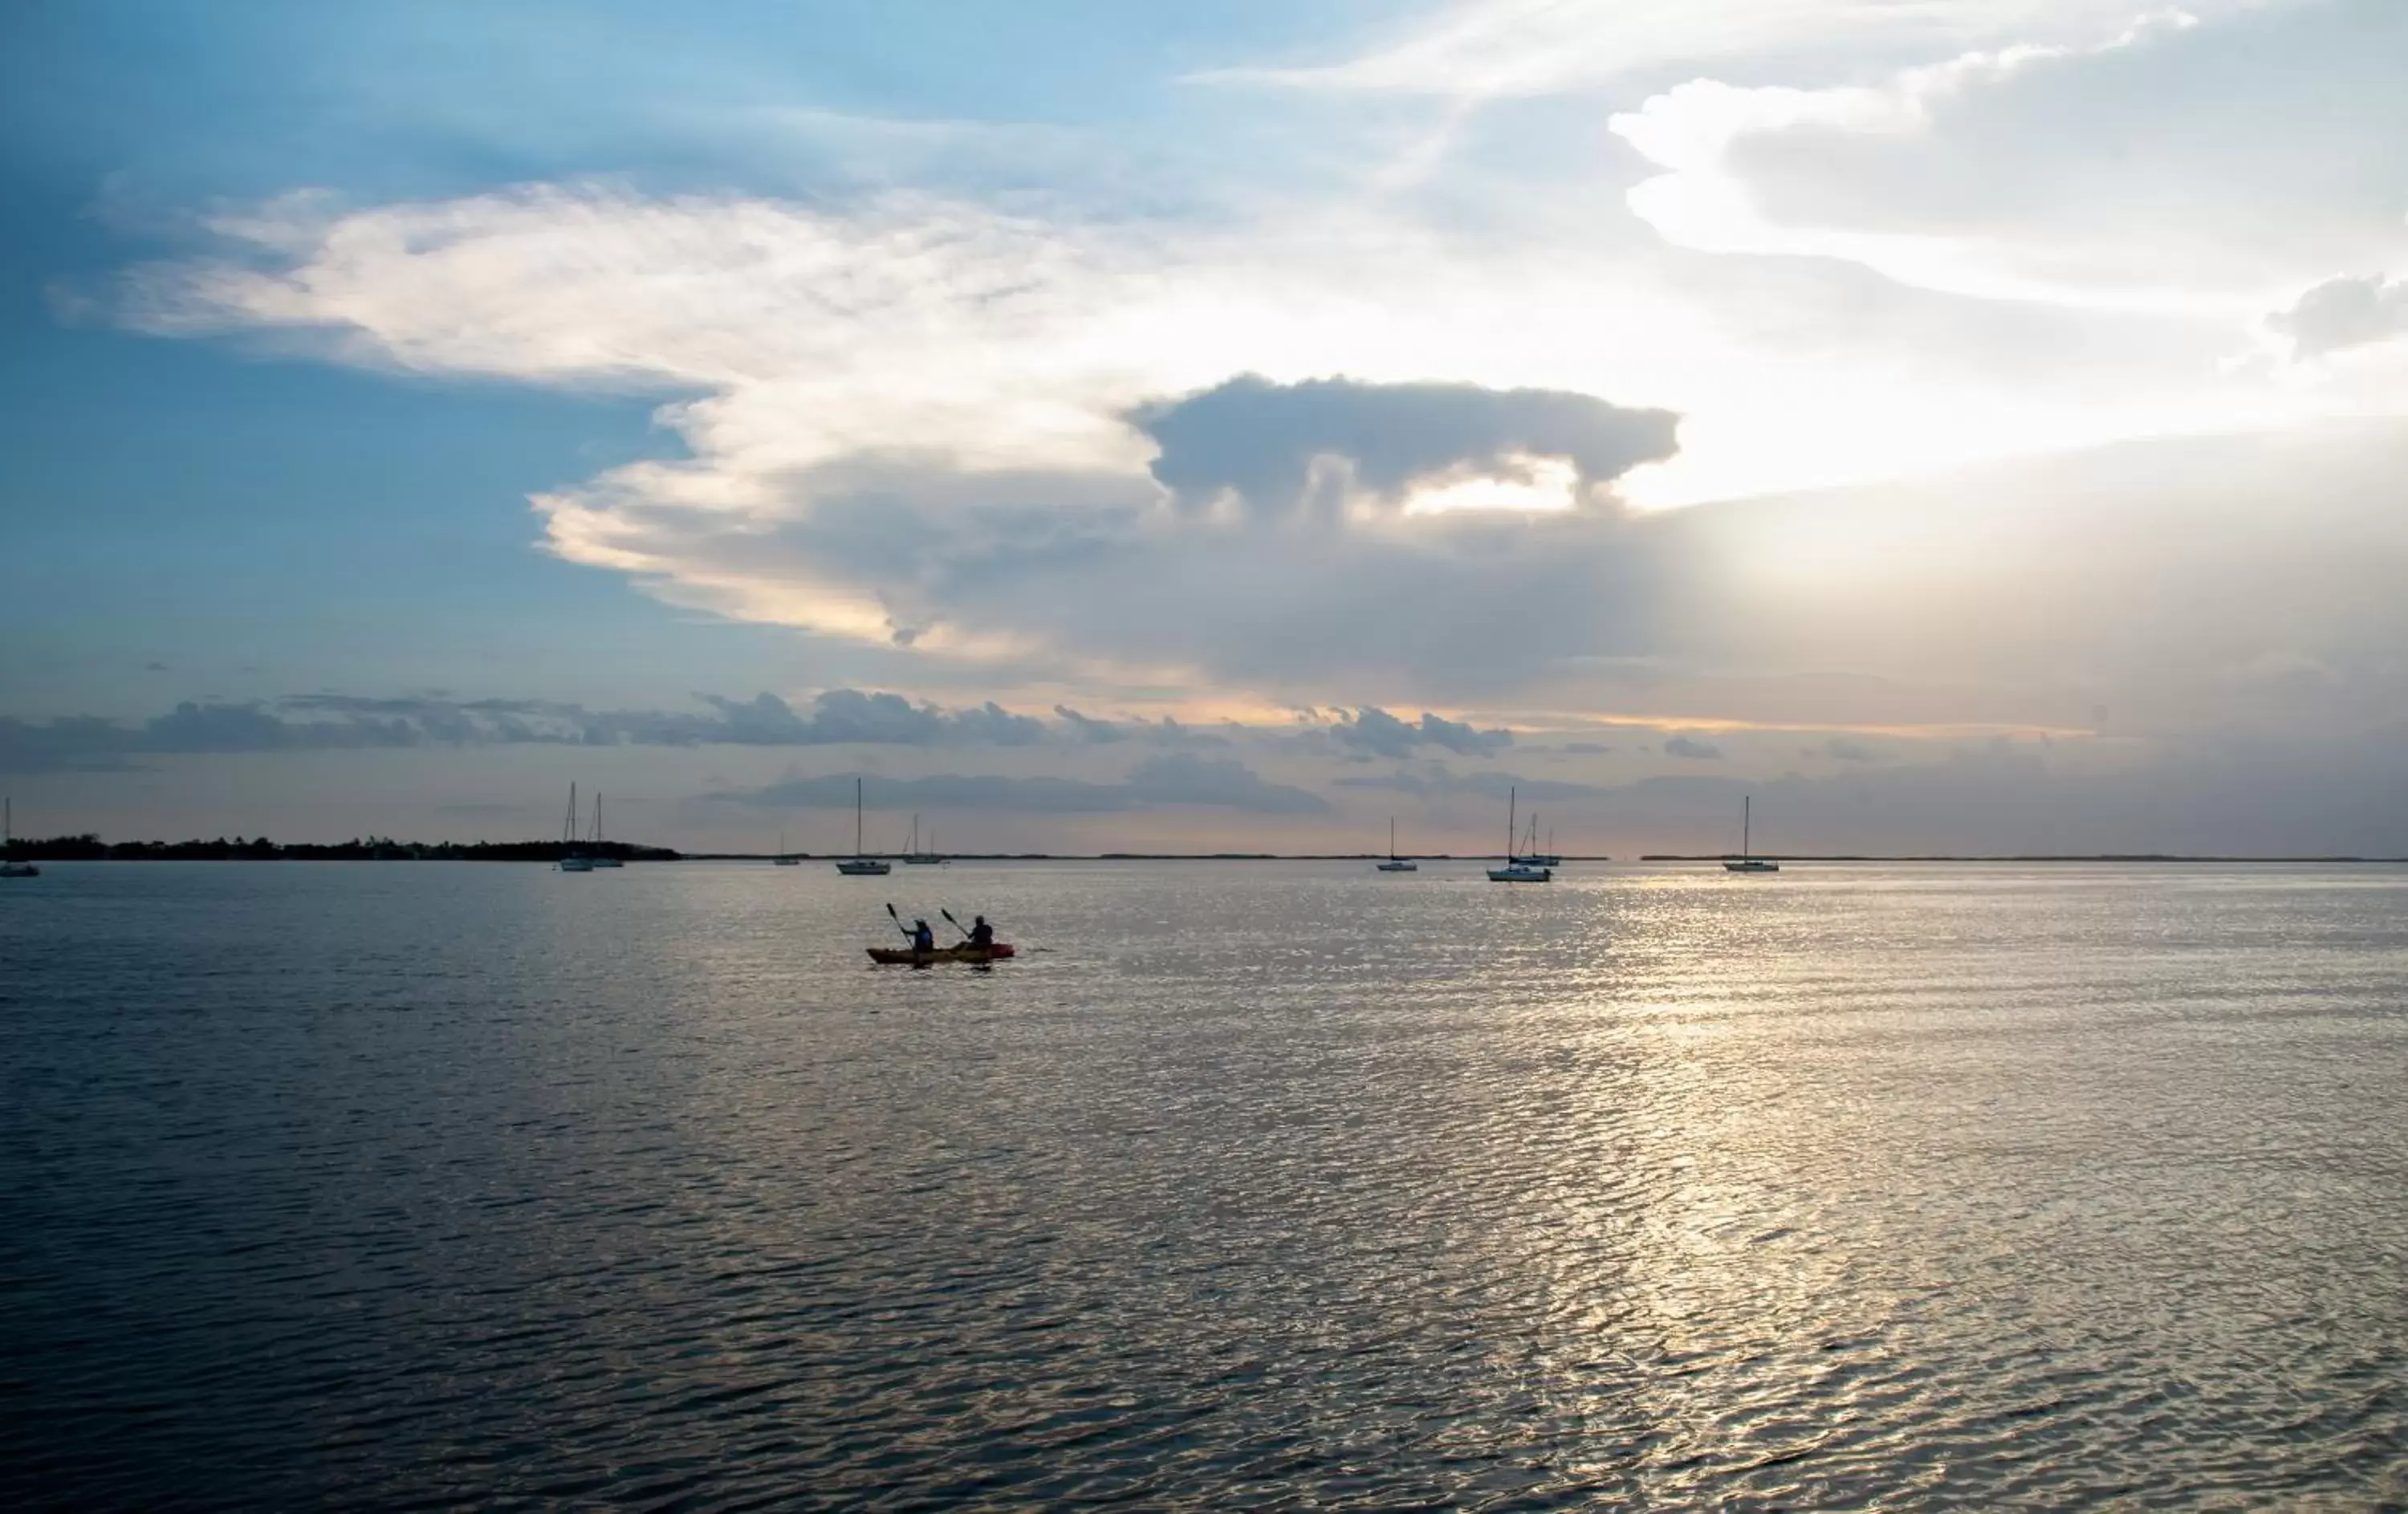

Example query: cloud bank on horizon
[11,0,2408,851]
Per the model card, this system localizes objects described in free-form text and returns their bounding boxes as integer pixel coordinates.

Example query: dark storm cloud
[714,753,1328,816]
[1127,374,1680,512]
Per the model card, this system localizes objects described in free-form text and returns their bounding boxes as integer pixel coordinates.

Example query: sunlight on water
[2,861,2404,1508]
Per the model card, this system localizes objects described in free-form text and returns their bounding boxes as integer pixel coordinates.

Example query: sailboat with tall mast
[2,798,39,877]
[1724,795,1780,873]
[836,778,890,875]
[1487,787,1551,881]
[903,814,946,865]
[773,828,799,865]
[1510,812,1561,868]
[558,783,593,871]
[1376,816,1417,872]
[588,791,623,865]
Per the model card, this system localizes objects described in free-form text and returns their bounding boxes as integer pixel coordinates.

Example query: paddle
[883,901,916,942]
[938,908,974,943]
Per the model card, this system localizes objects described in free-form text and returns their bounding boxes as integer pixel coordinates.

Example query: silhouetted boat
[836,779,890,876]
[903,814,946,865]
[1488,788,1551,881]
[1725,796,1780,873]
[867,942,1015,965]
[588,792,622,866]
[774,828,799,865]
[1,799,37,877]
[558,783,593,872]
[1376,817,1417,872]
[1510,812,1561,868]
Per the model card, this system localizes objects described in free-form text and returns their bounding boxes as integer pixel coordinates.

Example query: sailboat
[1724,795,1780,873]
[588,792,623,866]
[1376,816,1418,872]
[1510,813,1562,868]
[1,799,39,877]
[773,828,799,865]
[903,814,946,865]
[558,783,593,871]
[1487,787,1551,881]
[835,778,890,875]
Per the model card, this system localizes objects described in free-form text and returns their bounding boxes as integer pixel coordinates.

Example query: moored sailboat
[1725,796,1780,873]
[1,799,38,877]
[588,792,623,865]
[558,783,593,871]
[903,814,946,865]
[836,778,890,875]
[1488,787,1551,882]
[1376,816,1417,872]
[1510,812,1562,868]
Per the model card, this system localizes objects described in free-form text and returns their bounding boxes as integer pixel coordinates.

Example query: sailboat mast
[1506,786,1515,860]
[1743,796,1751,860]
[1389,816,1396,860]
[855,777,864,857]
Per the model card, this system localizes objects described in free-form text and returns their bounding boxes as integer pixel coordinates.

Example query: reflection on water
[2,861,2404,1508]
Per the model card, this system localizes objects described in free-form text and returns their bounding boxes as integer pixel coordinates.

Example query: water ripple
[3,861,2405,1508]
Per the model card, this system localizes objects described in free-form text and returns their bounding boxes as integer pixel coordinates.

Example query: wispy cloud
[1191,0,2203,100]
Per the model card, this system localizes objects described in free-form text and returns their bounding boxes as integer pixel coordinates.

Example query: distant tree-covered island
[6,834,681,862]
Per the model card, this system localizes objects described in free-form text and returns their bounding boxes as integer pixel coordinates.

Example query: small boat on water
[558,783,593,872]
[1376,816,1417,872]
[773,829,799,865]
[1725,796,1780,873]
[1488,787,1552,882]
[903,815,946,865]
[588,792,623,866]
[2,799,38,877]
[866,942,1017,965]
[1510,813,1562,869]
[836,778,890,876]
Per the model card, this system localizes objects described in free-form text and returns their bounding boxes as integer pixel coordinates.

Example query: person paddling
[911,918,936,952]
[967,914,995,950]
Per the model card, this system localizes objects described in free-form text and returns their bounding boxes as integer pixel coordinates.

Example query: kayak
[867,942,1016,965]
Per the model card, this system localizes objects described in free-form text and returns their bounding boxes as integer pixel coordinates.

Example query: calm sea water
[2,860,2404,1509]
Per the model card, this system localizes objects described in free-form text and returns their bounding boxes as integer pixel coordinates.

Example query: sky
[4,0,2406,855]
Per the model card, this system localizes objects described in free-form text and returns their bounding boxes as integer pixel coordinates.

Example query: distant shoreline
[8,841,2403,865]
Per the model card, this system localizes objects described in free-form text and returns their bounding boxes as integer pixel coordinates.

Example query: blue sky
[5,1,2407,853]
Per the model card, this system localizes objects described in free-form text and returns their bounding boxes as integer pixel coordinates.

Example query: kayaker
[967,915,995,950]
[912,918,936,952]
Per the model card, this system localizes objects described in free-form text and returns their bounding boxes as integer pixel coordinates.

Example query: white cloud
[1608,2,2408,315]
[1195,0,2258,100]
[110,1,2408,739]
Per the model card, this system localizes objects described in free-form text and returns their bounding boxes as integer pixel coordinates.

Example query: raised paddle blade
[939,907,972,941]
